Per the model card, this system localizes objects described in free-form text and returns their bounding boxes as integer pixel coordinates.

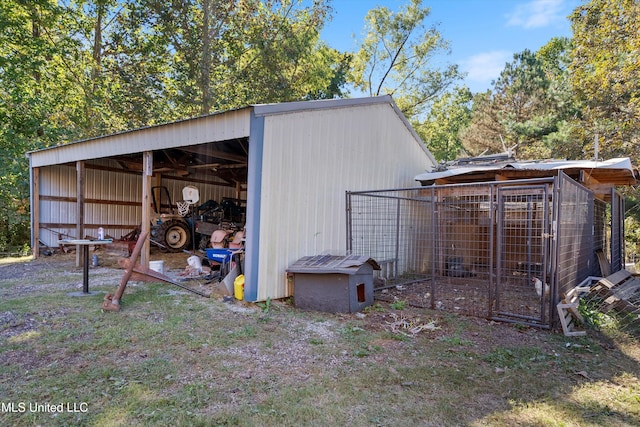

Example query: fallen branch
[384,312,440,336]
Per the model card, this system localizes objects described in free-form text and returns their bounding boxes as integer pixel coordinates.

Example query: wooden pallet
[557,286,587,337]
[589,269,640,314]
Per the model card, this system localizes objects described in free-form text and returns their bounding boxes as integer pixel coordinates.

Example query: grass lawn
[1,254,639,426]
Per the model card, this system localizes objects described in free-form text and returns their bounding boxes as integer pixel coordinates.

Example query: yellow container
[234,274,245,300]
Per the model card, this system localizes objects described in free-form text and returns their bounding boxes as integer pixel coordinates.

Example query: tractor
[150,186,245,252]
[149,186,192,251]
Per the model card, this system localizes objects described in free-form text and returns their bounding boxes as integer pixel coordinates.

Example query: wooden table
[58,239,113,295]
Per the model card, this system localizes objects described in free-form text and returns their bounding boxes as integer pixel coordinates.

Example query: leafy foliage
[0,0,81,252]
[417,86,472,162]
[461,38,582,160]
[458,90,505,157]
[2,0,640,255]
[569,0,640,160]
[349,0,462,122]
[0,0,343,252]
[124,0,346,116]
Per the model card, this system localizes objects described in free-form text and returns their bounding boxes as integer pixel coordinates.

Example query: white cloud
[462,51,512,86]
[506,0,566,29]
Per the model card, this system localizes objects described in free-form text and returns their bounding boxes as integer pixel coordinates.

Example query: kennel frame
[346,172,624,328]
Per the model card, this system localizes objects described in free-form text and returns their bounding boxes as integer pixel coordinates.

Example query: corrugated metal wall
[39,165,82,245]
[30,109,251,168]
[38,160,239,247]
[255,103,435,301]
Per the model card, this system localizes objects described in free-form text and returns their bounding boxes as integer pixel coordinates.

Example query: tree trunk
[200,0,212,114]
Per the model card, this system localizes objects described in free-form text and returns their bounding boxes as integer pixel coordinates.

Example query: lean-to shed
[27,95,437,302]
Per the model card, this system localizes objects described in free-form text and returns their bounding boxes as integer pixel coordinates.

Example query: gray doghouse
[287,255,380,313]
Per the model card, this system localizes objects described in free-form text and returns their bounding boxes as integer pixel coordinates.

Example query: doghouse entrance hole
[356,283,365,302]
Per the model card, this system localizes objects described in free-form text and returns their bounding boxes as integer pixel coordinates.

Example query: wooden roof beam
[179,146,247,163]
[585,182,615,194]
[580,169,600,186]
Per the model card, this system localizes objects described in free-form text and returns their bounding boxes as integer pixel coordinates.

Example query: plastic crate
[205,248,235,264]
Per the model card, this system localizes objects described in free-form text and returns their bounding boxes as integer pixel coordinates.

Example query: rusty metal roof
[415,157,638,199]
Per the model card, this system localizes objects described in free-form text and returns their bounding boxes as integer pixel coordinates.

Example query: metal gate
[493,185,552,325]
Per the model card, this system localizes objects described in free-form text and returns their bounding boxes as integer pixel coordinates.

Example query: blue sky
[320,0,581,93]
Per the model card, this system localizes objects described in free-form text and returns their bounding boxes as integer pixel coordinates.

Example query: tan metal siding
[39,166,77,244]
[38,165,141,244]
[37,162,243,247]
[255,103,436,301]
[29,109,251,168]
[85,166,141,239]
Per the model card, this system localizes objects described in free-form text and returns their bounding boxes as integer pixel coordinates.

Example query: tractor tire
[160,220,191,252]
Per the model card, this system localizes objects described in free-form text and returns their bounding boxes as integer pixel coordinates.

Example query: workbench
[58,239,113,295]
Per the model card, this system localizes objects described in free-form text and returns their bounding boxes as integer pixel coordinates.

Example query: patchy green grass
[0,255,639,426]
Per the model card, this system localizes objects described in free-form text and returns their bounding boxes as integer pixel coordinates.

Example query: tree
[0,0,81,252]
[51,0,344,127]
[462,39,581,160]
[349,0,461,121]
[417,86,472,162]
[536,37,584,160]
[493,49,554,159]
[0,0,347,251]
[569,0,640,161]
[131,0,345,116]
[222,0,347,107]
[459,90,505,157]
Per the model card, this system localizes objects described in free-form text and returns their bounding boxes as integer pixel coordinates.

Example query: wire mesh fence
[578,272,640,338]
[555,174,595,305]
[347,173,617,329]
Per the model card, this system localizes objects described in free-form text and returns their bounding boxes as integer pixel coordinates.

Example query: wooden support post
[32,167,40,258]
[76,161,85,267]
[141,151,152,267]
